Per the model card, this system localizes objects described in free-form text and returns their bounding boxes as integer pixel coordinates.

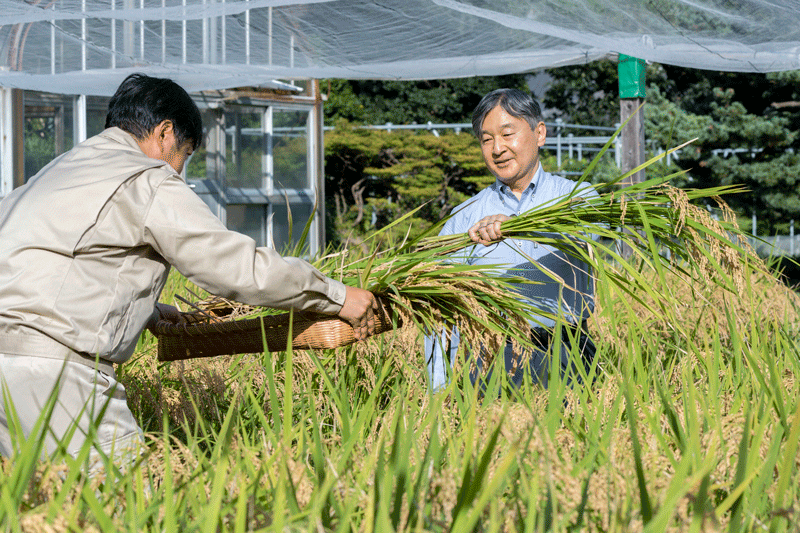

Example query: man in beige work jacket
[0,73,378,466]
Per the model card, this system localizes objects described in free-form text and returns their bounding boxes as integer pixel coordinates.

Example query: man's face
[479,105,546,194]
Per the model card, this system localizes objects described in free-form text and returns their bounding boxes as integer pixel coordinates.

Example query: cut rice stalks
[164,140,764,363]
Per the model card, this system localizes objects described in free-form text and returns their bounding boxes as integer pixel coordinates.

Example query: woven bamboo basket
[154,299,398,361]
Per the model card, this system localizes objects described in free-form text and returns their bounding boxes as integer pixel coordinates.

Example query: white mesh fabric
[1,0,799,95]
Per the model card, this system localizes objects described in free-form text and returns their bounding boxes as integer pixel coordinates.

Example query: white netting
[1,0,799,95]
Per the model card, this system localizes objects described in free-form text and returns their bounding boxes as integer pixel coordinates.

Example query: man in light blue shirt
[425,88,597,391]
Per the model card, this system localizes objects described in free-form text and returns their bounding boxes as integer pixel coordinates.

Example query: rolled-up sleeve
[142,175,346,315]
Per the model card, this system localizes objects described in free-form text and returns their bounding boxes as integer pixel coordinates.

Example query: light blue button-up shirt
[425,165,598,389]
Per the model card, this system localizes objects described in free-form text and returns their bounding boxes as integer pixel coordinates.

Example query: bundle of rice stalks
[158,140,764,363]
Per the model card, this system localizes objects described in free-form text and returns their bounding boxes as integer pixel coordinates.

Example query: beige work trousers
[0,354,144,467]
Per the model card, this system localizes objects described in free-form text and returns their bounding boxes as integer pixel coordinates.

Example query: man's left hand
[468,214,512,245]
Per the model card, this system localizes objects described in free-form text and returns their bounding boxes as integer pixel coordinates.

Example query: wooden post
[11,90,24,189]
[619,98,645,187]
[618,54,646,258]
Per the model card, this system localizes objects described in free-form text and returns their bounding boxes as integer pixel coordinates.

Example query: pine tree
[324,124,491,247]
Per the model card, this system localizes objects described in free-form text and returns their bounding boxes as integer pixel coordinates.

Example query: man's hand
[468,214,512,246]
[338,286,380,341]
[146,303,185,335]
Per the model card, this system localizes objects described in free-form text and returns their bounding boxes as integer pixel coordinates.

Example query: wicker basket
[154,300,397,361]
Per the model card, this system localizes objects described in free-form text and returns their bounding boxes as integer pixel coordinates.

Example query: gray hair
[471,88,543,138]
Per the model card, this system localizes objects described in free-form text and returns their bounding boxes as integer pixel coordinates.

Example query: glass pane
[24,99,73,181]
[284,80,310,94]
[24,114,57,181]
[86,97,109,138]
[225,110,265,188]
[227,204,265,247]
[271,202,313,252]
[273,109,309,190]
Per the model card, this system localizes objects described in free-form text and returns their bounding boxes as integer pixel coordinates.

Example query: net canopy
[1,0,799,96]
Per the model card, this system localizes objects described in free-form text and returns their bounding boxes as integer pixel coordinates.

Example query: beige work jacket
[0,128,346,364]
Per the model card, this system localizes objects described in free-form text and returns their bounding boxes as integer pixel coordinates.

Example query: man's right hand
[146,302,186,335]
[468,214,512,245]
[338,286,379,341]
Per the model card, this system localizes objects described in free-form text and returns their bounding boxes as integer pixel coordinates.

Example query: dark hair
[471,88,543,138]
[105,73,203,150]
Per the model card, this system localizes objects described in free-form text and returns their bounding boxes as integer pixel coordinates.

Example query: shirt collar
[98,127,183,178]
[99,126,143,151]
[492,164,544,199]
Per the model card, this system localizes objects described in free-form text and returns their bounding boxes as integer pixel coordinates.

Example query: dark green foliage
[322,75,528,126]
[543,59,624,125]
